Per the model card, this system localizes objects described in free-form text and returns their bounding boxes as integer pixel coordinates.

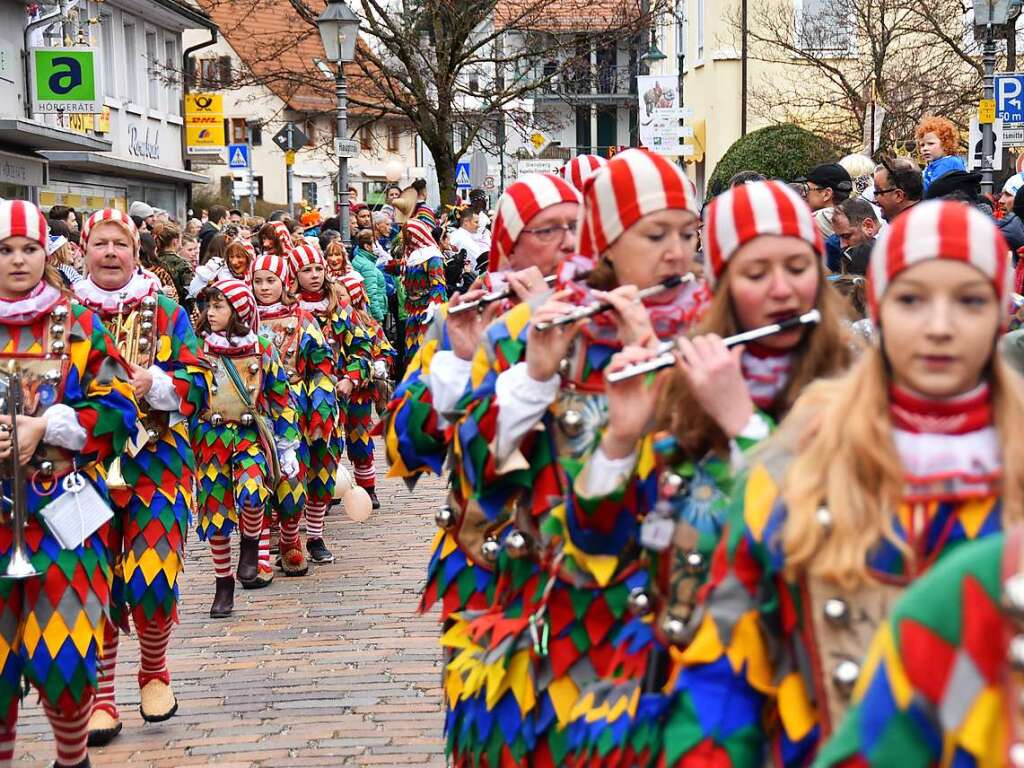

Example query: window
[696,0,704,61]
[387,123,400,152]
[360,123,373,150]
[146,31,159,108]
[304,120,316,147]
[468,71,480,92]
[250,122,262,146]
[99,14,115,98]
[231,118,248,144]
[164,38,179,115]
[123,22,139,102]
[796,0,855,54]
[197,56,232,88]
[301,182,318,207]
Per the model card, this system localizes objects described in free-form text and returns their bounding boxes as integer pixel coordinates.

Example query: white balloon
[343,486,373,522]
[384,160,405,182]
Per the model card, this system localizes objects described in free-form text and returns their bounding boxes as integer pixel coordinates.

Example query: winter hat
[578,148,700,259]
[252,253,289,284]
[0,201,48,247]
[82,209,140,251]
[288,241,326,275]
[1004,173,1024,198]
[561,155,608,191]
[704,180,822,287]
[868,199,1012,323]
[404,217,436,253]
[128,201,155,219]
[489,173,581,272]
[210,277,259,332]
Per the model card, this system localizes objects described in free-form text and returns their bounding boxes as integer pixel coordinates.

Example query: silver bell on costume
[434,504,458,530]
[504,529,531,559]
[480,536,501,563]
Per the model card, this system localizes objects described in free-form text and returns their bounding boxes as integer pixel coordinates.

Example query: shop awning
[38,151,209,185]
[0,119,112,152]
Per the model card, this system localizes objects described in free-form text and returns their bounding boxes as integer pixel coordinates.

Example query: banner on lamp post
[637,74,689,156]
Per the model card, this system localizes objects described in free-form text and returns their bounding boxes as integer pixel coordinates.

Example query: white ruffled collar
[74,271,157,312]
[0,282,63,324]
[406,245,442,268]
[299,298,329,313]
[893,426,1001,503]
[204,330,259,355]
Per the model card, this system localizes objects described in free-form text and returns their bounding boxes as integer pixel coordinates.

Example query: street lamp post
[974,0,1014,195]
[317,0,360,248]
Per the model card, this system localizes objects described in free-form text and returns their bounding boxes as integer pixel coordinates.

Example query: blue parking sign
[996,74,1024,124]
[228,143,250,169]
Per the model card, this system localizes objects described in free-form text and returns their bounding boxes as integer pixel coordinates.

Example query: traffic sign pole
[286,123,294,219]
[246,125,255,217]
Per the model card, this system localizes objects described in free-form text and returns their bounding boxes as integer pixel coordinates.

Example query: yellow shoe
[139,679,178,723]
[87,707,122,746]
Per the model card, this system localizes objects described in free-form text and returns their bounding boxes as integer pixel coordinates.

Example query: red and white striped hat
[82,209,140,250]
[252,253,289,284]
[704,180,822,287]
[404,218,435,253]
[489,173,580,272]
[288,241,325,275]
[868,199,1012,321]
[578,148,699,259]
[210,277,259,331]
[0,201,48,247]
[338,271,366,308]
[561,155,608,191]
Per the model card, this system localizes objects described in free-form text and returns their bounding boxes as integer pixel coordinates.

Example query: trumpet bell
[4,549,37,579]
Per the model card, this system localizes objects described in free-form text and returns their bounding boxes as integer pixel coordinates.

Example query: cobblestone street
[15,449,447,767]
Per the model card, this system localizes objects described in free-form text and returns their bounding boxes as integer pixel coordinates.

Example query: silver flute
[447,275,558,316]
[605,309,822,384]
[1,361,37,579]
[534,274,694,332]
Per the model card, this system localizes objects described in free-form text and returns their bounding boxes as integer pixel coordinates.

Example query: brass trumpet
[0,360,38,579]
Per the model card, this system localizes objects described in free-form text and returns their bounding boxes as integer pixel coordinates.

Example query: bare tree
[197,0,667,202]
[724,0,986,154]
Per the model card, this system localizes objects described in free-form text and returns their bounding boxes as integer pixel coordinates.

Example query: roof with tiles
[494,0,643,32]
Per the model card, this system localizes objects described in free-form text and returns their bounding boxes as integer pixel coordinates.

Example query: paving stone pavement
[15,447,448,767]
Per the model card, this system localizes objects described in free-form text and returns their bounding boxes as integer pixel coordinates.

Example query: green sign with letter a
[32,48,101,114]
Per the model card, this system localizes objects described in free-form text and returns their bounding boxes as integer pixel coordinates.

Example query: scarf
[741,344,793,410]
[204,330,259,356]
[298,291,329,314]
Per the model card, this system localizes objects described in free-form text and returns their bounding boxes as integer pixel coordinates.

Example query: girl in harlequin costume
[250,254,336,576]
[382,172,582,620]
[72,210,211,745]
[289,242,372,563]
[0,201,138,768]
[259,220,294,258]
[562,181,852,766]
[443,149,712,766]
[659,199,1024,767]
[397,218,447,359]
[194,278,300,615]
[817,527,1024,768]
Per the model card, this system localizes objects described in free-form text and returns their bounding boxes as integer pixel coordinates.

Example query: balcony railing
[533,62,637,100]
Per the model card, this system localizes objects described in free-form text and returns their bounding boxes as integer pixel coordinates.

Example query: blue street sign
[228,143,250,169]
[996,74,1024,124]
[455,161,471,188]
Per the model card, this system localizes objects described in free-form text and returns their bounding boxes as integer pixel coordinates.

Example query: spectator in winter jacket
[916,115,966,193]
[351,228,387,322]
[997,174,1024,254]
[831,198,879,275]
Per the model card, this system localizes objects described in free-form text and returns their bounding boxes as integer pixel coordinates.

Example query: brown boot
[236,535,259,584]
[210,576,235,618]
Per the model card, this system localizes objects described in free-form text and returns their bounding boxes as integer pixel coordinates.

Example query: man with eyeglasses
[871,157,923,222]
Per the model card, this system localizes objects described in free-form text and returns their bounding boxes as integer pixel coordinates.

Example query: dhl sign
[185,93,225,154]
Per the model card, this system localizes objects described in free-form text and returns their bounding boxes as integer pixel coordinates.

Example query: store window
[146,30,159,109]
[387,123,400,152]
[301,182,318,207]
[360,124,373,150]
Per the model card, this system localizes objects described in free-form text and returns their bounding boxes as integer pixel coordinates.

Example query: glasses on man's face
[874,187,898,196]
[521,223,575,243]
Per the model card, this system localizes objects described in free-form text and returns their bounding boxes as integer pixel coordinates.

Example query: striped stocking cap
[82,209,140,250]
[578,148,700,259]
[704,180,821,287]
[404,218,436,254]
[489,173,581,272]
[338,271,366,308]
[288,241,326,275]
[868,199,1012,323]
[252,253,289,284]
[0,201,48,247]
[211,277,259,331]
[561,154,608,191]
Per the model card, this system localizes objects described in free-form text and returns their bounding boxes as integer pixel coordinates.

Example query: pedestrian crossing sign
[228,143,250,169]
[455,162,471,188]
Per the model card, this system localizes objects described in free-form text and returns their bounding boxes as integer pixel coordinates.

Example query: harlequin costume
[443,151,711,766]
[251,254,335,576]
[658,199,1015,767]
[399,219,447,359]
[382,173,582,620]
[290,244,372,563]
[72,210,211,744]
[0,201,138,768]
[194,278,300,612]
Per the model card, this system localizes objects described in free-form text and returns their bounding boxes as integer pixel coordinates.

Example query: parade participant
[250,253,335,576]
[443,149,712,766]
[259,220,293,258]
[917,115,966,193]
[561,153,608,191]
[383,173,581,618]
[398,218,447,358]
[816,525,1024,766]
[325,239,350,281]
[73,209,211,744]
[0,201,138,768]
[187,236,252,298]
[657,199,1021,767]
[194,278,300,614]
[290,242,372,563]
[562,180,852,765]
